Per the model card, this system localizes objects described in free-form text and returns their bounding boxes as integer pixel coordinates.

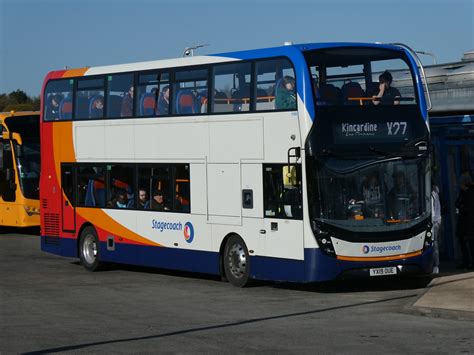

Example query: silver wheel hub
[227,243,247,278]
[82,234,97,265]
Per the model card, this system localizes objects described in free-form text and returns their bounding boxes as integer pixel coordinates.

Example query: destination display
[333,120,410,144]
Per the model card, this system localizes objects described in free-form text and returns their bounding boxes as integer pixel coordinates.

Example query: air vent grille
[43,213,60,236]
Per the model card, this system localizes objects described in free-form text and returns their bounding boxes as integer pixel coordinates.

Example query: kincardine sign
[334,120,409,143]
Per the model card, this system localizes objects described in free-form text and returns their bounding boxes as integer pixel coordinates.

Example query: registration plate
[369,267,397,276]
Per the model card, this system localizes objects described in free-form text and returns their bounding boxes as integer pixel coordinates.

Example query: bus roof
[45,42,405,79]
[0,111,39,120]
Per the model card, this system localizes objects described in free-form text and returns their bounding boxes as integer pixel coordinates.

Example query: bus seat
[342,82,365,105]
[318,84,341,105]
[140,93,156,116]
[59,98,73,119]
[176,90,196,114]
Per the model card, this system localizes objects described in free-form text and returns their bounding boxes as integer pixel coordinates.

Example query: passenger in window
[108,190,128,208]
[121,86,134,117]
[149,190,169,211]
[157,85,170,115]
[275,76,296,109]
[46,95,61,120]
[372,71,400,105]
[90,97,104,118]
[137,188,149,209]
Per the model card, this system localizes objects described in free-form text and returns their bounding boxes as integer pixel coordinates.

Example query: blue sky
[1,0,473,96]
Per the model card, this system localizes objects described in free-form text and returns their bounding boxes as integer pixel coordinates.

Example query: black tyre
[223,235,251,287]
[79,226,102,271]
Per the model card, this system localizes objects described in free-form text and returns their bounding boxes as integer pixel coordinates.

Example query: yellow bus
[0,111,40,228]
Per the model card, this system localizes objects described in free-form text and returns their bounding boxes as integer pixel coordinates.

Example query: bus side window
[173,68,208,115]
[75,78,105,120]
[0,141,16,202]
[256,58,296,111]
[76,165,105,207]
[263,164,302,219]
[174,164,190,213]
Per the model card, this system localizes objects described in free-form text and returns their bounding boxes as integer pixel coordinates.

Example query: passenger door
[61,164,75,232]
[261,164,304,260]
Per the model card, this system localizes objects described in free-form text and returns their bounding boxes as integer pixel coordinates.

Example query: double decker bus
[40,42,433,286]
[0,111,41,228]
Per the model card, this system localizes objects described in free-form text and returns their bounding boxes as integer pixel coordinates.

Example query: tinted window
[107,164,134,209]
[136,72,170,117]
[107,73,134,118]
[75,78,105,120]
[44,79,74,121]
[212,62,251,113]
[256,59,296,111]
[263,164,302,219]
[173,69,208,115]
[138,165,172,211]
[77,165,105,207]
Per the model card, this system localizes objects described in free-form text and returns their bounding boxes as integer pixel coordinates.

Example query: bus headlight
[24,206,40,216]
[423,228,433,249]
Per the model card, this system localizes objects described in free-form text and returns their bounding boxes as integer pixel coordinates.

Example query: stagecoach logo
[184,222,194,243]
[362,244,403,254]
[341,122,378,137]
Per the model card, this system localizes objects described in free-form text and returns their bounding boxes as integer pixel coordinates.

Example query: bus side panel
[251,256,305,282]
[99,242,220,275]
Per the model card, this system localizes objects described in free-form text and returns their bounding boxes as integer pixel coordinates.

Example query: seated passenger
[46,95,61,120]
[149,190,169,211]
[137,188,148,209]
[372,71,400,105]
[121,86,134,117]
[108,190,128,209]
[90,96,104,118]
[275,76,296,109]
[157,85,170,116]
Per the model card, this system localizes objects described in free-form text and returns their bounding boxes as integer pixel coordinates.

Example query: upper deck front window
[305,47,418,107]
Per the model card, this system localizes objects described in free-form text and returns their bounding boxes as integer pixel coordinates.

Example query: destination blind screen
[333,120,411,144]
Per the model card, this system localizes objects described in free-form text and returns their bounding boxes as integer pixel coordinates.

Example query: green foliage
[0,90,40,112]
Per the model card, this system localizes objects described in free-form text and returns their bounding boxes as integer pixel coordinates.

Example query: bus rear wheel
[223,235,251,287]
[79,226,102,271]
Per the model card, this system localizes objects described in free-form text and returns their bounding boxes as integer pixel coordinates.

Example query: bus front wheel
[223,235,251,287]
[79,226,102,271]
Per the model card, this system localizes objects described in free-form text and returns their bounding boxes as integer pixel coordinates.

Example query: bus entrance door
[61,165,75,232]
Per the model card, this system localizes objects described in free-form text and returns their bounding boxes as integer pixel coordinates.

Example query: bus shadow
[24,293,417,354]
[0,226,40,236]
[69,261,222,282]
[69,260,435,292]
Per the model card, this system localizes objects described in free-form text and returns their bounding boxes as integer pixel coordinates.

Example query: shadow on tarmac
[0,226,40,235]
[23,293,417,354]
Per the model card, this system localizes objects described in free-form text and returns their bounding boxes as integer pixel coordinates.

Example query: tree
[8,89,28,104]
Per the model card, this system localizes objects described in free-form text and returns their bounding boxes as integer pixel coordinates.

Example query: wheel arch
[76,222,95,257]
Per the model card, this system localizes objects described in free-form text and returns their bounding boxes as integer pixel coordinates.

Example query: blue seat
[84,179,105,207]
[176,90,197,114]
[139,93,156,116]
[59,97,72,119]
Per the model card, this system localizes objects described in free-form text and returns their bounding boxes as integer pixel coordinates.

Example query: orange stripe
[337,250,422,262]
[62,68,88,78]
